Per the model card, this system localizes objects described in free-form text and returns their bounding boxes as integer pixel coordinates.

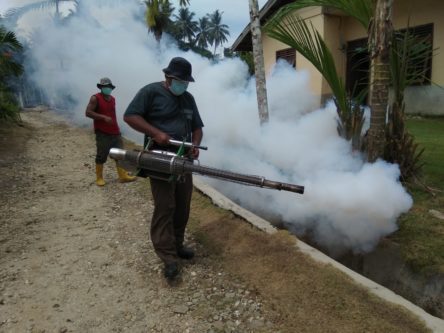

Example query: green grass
[390,117,444,274]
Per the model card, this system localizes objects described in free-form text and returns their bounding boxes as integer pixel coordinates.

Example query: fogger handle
[168,139,208,151]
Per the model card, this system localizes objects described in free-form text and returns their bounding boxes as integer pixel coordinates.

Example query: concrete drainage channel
[193,177,444,333]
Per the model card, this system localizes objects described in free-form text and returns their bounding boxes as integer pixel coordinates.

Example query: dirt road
[0,108,432,332]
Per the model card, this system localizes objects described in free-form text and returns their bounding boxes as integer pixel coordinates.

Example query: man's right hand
[153,132,171,145]
[103,115,113,124]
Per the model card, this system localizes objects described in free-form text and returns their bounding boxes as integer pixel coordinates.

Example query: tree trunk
[367,0,393,162]
[248,0,269,124]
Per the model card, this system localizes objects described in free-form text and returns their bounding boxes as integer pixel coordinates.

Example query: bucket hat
[97,77,116,89]
[162,57,195,82]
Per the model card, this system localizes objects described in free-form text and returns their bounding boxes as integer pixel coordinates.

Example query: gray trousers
[149,174,193,264]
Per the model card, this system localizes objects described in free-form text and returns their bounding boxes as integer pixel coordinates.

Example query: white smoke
[19,1,412,255]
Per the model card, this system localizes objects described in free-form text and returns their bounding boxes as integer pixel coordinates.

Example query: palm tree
[265,0,426,179]
[207,10,230,56]
[0,25,23,78]
[5,0,76,22]
[248,0,269,124]
[5,0,133,26]
[0,25,23,123]
[194,16,210,49]
[367,0,393,162]
[174,7,198,45]
[265,2,370,149]
[145,0,175,41]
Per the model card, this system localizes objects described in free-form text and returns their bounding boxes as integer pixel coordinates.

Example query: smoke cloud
[19,1,412,255]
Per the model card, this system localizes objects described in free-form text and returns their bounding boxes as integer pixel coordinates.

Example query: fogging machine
[109,140,304,195]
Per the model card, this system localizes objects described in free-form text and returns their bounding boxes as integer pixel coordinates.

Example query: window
[396,23,433,85]
[276,48,296,68]
[345,23,434,101]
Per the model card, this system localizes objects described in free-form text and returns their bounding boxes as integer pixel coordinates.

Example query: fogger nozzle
[110,148,126,160]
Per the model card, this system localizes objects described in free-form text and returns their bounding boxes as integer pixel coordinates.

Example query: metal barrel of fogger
[110,148,304,194]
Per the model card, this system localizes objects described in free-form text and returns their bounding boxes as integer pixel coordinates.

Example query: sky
[0,0,268,48]
[0,0,413,256]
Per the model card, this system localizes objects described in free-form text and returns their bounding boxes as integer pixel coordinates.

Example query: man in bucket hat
[124,57,204,280]
[85,77,136,186]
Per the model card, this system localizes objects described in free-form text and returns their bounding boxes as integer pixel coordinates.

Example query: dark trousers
[95,131,123,164]
[149,174,193,264]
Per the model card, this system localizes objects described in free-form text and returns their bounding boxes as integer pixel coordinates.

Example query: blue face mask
[169,79,189,96]
[101,87,113,95]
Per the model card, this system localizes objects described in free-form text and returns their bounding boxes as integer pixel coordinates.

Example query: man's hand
[103,115,113,124]
[153,132,171,145]
[190,147,199,159]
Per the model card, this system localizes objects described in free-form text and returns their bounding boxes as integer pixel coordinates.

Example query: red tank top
[93,93,120,135]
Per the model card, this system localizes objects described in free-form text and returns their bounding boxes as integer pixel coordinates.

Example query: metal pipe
[109,148,304,195]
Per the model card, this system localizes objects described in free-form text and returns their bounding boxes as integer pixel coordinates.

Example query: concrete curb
[193,177,444,333]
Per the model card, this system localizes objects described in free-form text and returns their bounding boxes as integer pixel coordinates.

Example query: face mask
[101,87,113,95]
[169,79,189,96]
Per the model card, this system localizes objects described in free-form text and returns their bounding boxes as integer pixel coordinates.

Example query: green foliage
[177,41,212,59]
[384,29,435,180]
[145,0,176,41]
[266,0,429,179]
[174,7,198,44]
[0,86,21,123]
[406,117,444,187]
[143,1,230,57]
[392,117,444,274]
[0,25,24,77]
[207,10,230,56]
[225,50,255,75]
[194,16,210,49]
[271,0,373,30]
[265,14,365,149]
[0,25,23,124]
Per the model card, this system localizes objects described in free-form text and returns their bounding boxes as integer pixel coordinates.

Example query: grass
[390,116,444,274]
[188,192,430,333]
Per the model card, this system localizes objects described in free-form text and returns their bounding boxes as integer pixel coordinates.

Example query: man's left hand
[190,147,199,159]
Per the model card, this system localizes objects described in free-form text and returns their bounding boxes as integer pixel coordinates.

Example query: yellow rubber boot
[116,165,136,183]
[95,164,106,186]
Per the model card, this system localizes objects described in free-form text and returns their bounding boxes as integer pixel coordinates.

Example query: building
[232,0,444,115]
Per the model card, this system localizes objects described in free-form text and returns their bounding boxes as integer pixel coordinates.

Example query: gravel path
[0,109,274,333]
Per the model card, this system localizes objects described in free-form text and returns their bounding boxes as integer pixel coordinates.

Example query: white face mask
[169,79,189,96]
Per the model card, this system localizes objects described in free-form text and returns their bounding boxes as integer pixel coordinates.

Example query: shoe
[164,262,179,279]
[95,164,106,186]
[177,246,194,260]
[116,166,137,183]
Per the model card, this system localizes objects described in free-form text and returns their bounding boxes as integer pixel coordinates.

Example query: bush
[0,89,21,123]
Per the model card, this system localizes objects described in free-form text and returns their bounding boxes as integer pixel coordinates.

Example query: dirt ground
[0,108,433,332]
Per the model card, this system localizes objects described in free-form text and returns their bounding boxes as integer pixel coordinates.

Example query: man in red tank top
[85,77,136,186]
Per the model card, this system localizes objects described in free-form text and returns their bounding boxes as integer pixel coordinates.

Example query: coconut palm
[5,0,130,25]
[174,7,198,44]
[5,0,77,22]
[194,16,210,49]
[145,0,175,41]
[248,0,269,124]
[207,10,230,56]
[367,0,393,162]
